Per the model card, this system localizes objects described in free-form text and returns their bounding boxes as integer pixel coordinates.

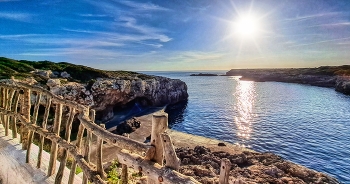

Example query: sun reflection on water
[233,79,256,140]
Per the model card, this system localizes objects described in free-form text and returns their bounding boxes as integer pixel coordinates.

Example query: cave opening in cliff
[95,97,155,128]
[113,97,153,116]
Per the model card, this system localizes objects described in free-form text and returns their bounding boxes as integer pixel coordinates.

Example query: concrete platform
[0,125,82,184]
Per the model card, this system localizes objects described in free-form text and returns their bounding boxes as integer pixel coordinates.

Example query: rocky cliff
[335,76,350,95]
[47,75,188,121]
[226,66,350,95]
[0,57,188,122]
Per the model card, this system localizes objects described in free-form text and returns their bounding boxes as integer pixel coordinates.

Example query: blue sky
[0,0,349,71]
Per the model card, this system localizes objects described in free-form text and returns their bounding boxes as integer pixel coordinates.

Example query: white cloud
[139,42,163,48]
[18,47,122,57]
[0,0,21,2]
[283,12,341,22]
[81,1,172,45]
[78,13,109,17]
[319,22,350,27]
[119,1,169,11]
[167,51,225,63]
[118,16,172,42]
[288,36,350,47]
[0,12,33,22]
[120,1,170,11]
[0,33,125,47]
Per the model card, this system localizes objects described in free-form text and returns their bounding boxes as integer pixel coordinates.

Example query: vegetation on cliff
[0,57,153,83]
[226,65,350,77]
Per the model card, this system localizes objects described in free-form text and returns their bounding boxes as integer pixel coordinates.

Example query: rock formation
[45,75,188,122]
[335,76,350,95]
[226,66,350,95]
[112,118,141,135]
[1,70,188,122]
[176,146,339,184]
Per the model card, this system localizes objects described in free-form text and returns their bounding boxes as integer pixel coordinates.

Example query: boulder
[60,71,71,78]
[46,79,61,88]
[113,118,141,135]
[32,69,55,78]
[335,77,350,95]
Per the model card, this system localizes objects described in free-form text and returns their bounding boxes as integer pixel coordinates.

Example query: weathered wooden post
[0,87,4,126]
[37,96,51,168]
[219,158,231,184]
[83,109,94,184]
[97,124,107,179]
[26,92,41,163]
[5,89,15,136]
[121,164,128,184]
[68,109,86,184]
[48,103,63,176]
[21,88,31,150]
[11,90,20,138]
[55,107,76,184]
[3,88,9,136]
[160,132,180,171]
[148,111,168,184]
[151,111,168,165]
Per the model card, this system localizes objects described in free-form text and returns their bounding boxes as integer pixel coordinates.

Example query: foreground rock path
[176,146,338,184]
[90,112,338,184]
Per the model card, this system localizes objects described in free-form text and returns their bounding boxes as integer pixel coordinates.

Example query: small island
[190,73,218,76]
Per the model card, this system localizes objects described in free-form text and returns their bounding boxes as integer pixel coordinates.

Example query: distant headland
[226,66,350,95]
[190,73,218,76]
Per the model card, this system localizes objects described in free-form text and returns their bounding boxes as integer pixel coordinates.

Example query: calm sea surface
[140,71,350,183]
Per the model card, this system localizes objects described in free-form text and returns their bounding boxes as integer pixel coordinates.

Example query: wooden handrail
[0,82,201,184]
[0,109,105,184]
[0,83,87,111]
[78,114,155,158]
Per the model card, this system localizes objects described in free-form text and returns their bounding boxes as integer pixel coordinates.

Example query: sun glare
[233,14,261,38]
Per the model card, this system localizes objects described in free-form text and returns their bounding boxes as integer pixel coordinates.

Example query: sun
[233,14,261,39]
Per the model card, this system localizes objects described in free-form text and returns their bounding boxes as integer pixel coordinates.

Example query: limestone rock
[89,77,187,120]
[32,69,56,78]
[45,76,187,122]
[176,146,339,184]
[335,76,350,95]
[47,79,61,88]
[24,77,37,85]
[113,118,141,135]
[60,71,71,78]
[47,81,94,107]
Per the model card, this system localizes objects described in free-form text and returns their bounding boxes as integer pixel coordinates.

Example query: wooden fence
[0,82,233,184]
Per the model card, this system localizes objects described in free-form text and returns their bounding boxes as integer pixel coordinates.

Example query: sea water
[141,71,350,183]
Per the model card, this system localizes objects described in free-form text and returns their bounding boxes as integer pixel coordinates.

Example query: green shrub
[0,57,155,82]
[75,166,83,175]
[107,159,120,184]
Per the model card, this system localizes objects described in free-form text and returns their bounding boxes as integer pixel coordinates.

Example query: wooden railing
[0,81,201,184]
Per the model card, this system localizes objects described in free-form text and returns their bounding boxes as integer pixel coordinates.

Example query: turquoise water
[141,71,350,183]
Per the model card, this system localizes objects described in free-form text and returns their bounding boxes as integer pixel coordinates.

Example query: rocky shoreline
[177,146,338,184]
[104,112,340,184]
[226,66,350,95]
